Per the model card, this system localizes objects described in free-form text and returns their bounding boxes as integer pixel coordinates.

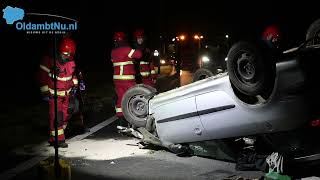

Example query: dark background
[0,0,319,108]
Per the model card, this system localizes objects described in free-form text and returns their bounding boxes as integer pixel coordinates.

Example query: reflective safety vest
[111,47,142,81]
[150,63,157,80]
[39,56,78,96]
[140,61,151,77]
[112,61,135,80]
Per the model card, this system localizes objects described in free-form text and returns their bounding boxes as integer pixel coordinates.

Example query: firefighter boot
[49,141,68,148]
[118,117,129,127]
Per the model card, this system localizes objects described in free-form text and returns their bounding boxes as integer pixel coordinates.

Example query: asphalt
[4,112,320,180]
[0,96,115,174]
[2,70,320,180]
[10,119,265,180]
[0,67,178,177]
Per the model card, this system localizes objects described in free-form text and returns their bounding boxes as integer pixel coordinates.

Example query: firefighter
[39,37,78,148]
[262,25,281,49]
[261,25,283,59]
[67,68,90,134]
[111,31,142,125]
[133,29,157,87]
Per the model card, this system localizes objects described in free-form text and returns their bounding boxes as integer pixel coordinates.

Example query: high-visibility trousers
[48,96,70,142]
[114,80,136,117]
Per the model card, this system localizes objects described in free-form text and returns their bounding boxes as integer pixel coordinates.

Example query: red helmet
[113,31,126,42]
[133,29,145,38]
[262,25,280,41]
[59,38,76,55]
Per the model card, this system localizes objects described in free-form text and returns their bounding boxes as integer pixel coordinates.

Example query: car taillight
[310,119,320,127]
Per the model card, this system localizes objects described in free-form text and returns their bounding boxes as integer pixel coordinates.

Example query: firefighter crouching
[111,31,142,126]
[39,38,78,148]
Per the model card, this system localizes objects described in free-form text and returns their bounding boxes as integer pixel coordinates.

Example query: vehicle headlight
[202,56,210,63]
[160,60,166,64]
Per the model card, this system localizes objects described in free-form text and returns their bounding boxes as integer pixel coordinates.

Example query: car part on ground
[117,125,143,139]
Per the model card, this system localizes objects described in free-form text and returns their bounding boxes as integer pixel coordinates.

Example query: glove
[79,80,86,91]
[71,87,77,96]
[41,91,51,101]
[42,96,50,102]
[152,77,157,84]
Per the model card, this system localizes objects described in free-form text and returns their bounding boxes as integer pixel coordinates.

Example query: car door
[154,96,209,144]
[196,90,256,139]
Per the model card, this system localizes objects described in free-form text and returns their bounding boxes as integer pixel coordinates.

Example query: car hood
[149,72,229,112]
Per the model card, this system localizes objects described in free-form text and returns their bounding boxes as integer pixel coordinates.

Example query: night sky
[0,0,319,107]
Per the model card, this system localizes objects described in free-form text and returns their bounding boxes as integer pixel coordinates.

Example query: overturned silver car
[121,19,320,163]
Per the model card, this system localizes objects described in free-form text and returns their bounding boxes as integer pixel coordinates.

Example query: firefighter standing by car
[262,25,282,51]
[39,37,78,148]
[111,31,142,125]
[261,24,284,64]
[133,29,157,87]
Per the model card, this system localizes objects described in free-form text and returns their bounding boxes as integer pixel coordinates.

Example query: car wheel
[138,84,157,94]
[192,68,215,82]
[122,84,156,127]
[227,41,274,96]
[306,18,320,46]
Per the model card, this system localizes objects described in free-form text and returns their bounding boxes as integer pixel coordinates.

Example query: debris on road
[117,126,143,139]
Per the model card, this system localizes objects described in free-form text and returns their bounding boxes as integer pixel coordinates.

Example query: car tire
[306,18,320,46]
[121,84,156,127]
[138,84,157,94]
[227,41,274,96]
[192,68,215,82]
